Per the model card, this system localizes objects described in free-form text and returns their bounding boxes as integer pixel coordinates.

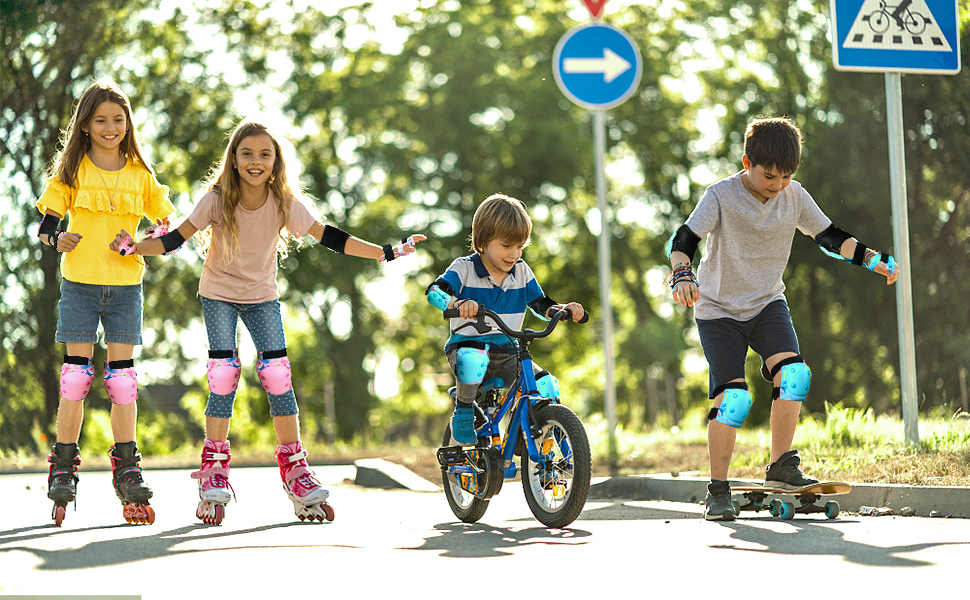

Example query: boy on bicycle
[426,193,585,445]
[665,117,900,520]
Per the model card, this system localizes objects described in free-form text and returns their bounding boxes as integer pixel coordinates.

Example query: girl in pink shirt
[114,119,423,524]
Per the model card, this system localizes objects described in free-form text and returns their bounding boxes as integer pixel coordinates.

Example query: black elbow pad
[666,225,701,261]
[815,224,853,256]
[320,225,350,253]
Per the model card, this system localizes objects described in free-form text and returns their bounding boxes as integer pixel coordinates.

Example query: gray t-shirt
[685,171,832,321]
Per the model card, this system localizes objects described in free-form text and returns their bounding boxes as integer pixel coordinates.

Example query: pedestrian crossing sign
[831,0,961,73]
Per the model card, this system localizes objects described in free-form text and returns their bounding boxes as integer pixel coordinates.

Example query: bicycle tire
[520,404,591,528]
[441,424,490,523]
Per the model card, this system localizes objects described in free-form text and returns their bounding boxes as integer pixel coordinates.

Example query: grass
[588,403,970,486]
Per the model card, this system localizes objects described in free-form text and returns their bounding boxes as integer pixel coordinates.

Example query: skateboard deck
[731,481,851,520]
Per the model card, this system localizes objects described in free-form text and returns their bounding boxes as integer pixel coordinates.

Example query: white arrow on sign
[563,48,631,83]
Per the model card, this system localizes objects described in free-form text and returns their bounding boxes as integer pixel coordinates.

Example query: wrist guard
[148,224,186,255]
[380,236,416,262]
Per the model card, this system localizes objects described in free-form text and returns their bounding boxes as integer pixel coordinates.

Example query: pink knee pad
[60,356,94,401]
[257,350,292,395]
[207,350,241,395]
[103,360,138,405]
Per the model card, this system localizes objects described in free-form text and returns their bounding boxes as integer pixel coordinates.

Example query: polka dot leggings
[200,296,298,418]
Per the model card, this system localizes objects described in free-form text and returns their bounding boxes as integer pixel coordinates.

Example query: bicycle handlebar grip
[559,308,590,324]
[443,308,459,319]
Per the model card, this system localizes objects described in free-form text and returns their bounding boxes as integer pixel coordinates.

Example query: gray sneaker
[765,449,819,491]
[704,481,736,521]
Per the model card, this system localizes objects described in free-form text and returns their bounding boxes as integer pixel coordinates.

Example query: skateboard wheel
[779,501,795,520]
[825,500,840,519]
[768,499,782,517]
[731,500,740,516]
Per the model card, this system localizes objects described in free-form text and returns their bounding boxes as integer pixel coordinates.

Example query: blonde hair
[470,193,532,253]
[49,78,155,187]
[200,119,297,264]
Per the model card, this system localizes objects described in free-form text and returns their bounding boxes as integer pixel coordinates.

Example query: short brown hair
[744,117,802,175]
[470,194,532,253]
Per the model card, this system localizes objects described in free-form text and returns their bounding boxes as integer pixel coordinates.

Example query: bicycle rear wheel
[441,424,490,523]
[520,404,591,528]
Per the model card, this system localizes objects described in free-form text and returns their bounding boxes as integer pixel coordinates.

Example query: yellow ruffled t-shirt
[36,155,175,286]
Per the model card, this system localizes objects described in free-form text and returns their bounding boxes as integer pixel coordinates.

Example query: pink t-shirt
[189,190,316,303]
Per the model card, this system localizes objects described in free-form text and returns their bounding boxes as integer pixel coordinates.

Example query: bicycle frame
[442,307,575,478]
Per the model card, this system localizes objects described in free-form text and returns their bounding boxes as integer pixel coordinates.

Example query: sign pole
[593,108,618,469]
[884,72,919,445]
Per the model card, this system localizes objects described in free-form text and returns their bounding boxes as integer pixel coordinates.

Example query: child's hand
[553,302,586,322]
[110,229,138,256]
[673,280,699,307]
[456,299,479,320]
[380,234,428,261]
[57,232,82,253]
[874,258,901,285]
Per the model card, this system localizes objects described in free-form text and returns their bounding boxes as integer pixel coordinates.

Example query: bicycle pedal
[436,445,470,468]
[447,464,481,475]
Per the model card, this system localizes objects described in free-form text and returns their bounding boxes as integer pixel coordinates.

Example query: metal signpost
[830,0,961,445]
[554,6,642,466]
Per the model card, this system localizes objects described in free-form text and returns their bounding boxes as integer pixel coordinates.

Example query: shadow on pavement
[403,521,593,558]
[0,521,357,571]
[712,519,970,567]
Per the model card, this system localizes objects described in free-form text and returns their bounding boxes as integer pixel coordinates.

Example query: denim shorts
[695,299,799,398]
[55,279,143,345]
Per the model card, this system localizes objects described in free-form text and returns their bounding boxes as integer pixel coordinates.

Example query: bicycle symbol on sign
[866,0,927,35]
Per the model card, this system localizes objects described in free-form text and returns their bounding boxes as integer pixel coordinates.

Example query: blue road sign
[553,23,642,109]
[831,0,961,74]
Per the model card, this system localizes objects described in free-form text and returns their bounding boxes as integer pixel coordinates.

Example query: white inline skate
[275,441,334,522]
[191,438,235,525]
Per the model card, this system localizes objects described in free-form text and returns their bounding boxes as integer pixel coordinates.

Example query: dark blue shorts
[695,299,799,399]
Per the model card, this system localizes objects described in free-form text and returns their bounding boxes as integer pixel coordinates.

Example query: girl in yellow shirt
[36,79,174,526]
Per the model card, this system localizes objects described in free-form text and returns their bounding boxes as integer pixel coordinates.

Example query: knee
[60,356,94,402]
[257,349,292,395]
[103,360,138,405]
[207,350,242,395]
[455,346,489,386]
[709,383,752,428]
[770,356,811,401]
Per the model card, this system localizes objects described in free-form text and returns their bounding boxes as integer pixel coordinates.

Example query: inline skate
[191,438,234,525]
[109,441,155,524]
[275,441,334,522]
[47,442,81,526]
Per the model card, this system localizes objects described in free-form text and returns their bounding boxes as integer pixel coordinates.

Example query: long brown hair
[49,79,154,187]
[201,119,296,264]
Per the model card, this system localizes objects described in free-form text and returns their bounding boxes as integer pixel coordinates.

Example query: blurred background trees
[2,0,968,455]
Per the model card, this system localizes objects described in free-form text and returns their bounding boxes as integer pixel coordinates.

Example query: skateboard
[731,482,851,520]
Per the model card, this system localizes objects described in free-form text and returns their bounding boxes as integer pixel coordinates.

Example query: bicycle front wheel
[520,404,591,528]
[441,424,490,523]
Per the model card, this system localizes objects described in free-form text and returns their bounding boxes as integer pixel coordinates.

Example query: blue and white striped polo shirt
[435,254,546,352]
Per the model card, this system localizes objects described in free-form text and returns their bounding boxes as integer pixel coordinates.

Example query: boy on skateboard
[664,117,900,520]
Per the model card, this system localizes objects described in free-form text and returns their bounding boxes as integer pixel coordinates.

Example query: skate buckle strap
[190,463,230,480]
[286,449,309,464]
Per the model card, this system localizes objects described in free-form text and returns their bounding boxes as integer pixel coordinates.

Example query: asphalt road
[2,466,968,598]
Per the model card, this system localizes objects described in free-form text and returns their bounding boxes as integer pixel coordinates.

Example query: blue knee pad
[777,360,811,401]
[456,346,489,386]
[535,371,560,400]
[714,386,752,428]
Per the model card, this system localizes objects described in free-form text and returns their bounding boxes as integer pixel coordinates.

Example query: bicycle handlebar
[442,305,588,340]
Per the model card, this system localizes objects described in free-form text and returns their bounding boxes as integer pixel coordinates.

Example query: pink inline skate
[275,441,334,522]
[191,439,235,525]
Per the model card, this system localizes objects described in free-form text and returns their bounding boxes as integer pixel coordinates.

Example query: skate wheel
[322,503,335,522]
[52,504,66,527]
[211,504,224,525]
[144,505,156,525]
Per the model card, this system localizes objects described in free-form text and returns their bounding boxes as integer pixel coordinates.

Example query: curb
[589,475,970,518]
[353,458,440,492]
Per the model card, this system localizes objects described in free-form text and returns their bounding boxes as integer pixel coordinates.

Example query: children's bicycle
[436,306,591,528]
